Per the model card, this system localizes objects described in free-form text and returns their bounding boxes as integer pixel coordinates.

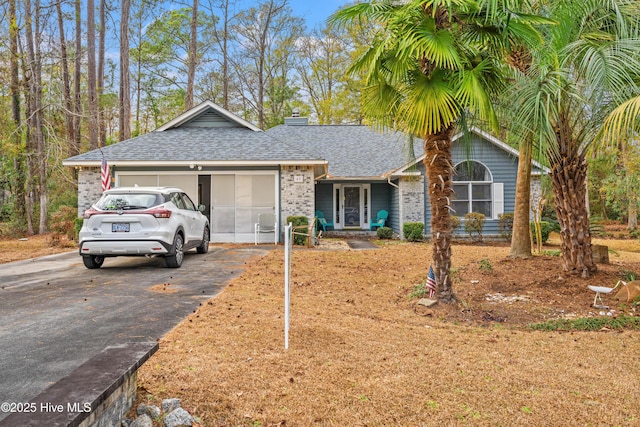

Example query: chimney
[284,113,308,126]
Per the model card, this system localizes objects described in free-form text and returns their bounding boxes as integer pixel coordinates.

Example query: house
[63,101,546,242]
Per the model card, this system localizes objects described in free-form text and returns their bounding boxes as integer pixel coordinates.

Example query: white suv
[79,187,209,269]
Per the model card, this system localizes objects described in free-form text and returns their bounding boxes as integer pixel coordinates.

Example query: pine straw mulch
[134,237,640,426]
[0,233,76,264]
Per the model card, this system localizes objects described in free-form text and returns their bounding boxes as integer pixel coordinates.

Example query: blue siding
[371,183,391,225]
[315,183,334,223]
[390,185,400,232]
[424,135,519,236]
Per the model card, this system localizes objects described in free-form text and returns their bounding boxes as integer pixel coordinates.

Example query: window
[451,161,492,217]
[180,193,197,211]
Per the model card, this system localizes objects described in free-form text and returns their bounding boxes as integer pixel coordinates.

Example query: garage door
[210,173,278,243]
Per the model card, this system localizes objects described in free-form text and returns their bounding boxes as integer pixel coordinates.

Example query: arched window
[452,161,492,217]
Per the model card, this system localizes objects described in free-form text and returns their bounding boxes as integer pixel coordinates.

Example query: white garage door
[210,173,278,243]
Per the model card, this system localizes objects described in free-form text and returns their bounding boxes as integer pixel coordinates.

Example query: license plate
[112,223,130,232]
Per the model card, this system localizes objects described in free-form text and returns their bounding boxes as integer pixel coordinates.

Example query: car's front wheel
[83,255,105,269]
[196,226,210,254]
[165,233,184,268]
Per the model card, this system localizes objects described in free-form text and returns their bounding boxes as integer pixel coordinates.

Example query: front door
[343,186,361,227]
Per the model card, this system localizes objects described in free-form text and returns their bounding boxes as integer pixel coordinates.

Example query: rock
[137,404,161,419]
[130,414,153,427]
[162,398,181,414]
[417,298,437,307]
[164,407,194,427]
[615,280,640,302]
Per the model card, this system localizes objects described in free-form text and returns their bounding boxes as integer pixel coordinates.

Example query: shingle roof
[63,127,324,164]
[266,125,424,178]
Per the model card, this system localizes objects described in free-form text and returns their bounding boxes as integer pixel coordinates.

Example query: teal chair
[315,210,334,232]
[370,210,388,230]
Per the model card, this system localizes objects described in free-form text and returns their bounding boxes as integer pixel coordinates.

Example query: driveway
[0,245,271,421]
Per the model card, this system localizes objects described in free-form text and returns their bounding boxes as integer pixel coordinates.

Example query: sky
[286,0,349,28]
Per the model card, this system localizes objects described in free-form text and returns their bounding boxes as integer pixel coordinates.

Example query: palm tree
[330,0,545,302]
[507,0,640,278]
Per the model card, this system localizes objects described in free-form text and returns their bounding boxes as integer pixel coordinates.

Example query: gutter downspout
[387,176,399,189]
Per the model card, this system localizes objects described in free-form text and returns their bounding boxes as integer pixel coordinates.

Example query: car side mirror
[198,204,206,212]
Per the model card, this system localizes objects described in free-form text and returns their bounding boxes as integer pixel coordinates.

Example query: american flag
[426,265,437,298]
[101,157,111,192]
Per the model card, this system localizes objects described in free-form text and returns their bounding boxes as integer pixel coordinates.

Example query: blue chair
[370,210,388,230]
[315,210,334,232]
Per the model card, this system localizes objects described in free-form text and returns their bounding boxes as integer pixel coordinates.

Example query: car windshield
[94,193,165,211]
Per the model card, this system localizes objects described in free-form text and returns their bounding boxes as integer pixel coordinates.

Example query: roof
[155,100,262,132]
[63,125,325,168]
[266,124,423,179]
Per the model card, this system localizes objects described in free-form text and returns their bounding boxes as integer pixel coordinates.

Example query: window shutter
[493,183,504,219]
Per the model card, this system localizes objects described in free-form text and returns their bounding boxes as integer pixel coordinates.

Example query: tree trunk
[185,0,198,110]
[9,0,27,227]
[628,205,638,230]
[550,152,596,278]
[221,0,229,110]
[87,0,99,150]
[510,137,533,258]
[119,0,131,141]
[73,0,82,155]
[423,126,456,303]
[24,0,46,234]
[56,0,75,155]
[97,0,106,147]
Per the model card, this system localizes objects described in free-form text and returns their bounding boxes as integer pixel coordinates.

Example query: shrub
[530,220,552,244]
[464,212,485,241]
[403,222,424,242]
[377,226,393,240]
[49,206,79,245]
[286,215,309,246]
[450,215,461,233]
[498,213,514,241]
[0,201,12,222]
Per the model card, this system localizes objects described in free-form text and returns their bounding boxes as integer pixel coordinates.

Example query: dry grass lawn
[0,234,75,264]
[133,236,640,426]
[1,231,638,425]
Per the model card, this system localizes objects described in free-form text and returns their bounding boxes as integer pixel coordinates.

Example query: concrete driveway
[0,245,271,421]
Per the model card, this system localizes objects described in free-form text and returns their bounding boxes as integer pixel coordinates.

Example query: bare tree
[233,0,302,128]
[87,0,99,149]
[24,0,47,233]
[185,0,199,110]
[98,0,106,146]
[73,0,82,155]
[56,0,75,155]
[9,0,27,227]
[208,0,236,109]
[119,0,132,141]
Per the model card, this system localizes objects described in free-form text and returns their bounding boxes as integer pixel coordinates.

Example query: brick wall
[77,168,102,216]
[280,166,315,224]
[398,176,425,237]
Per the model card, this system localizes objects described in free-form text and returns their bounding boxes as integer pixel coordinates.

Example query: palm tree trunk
[550,152,596,278]
[423,126,455,302]
[510,137,533,258]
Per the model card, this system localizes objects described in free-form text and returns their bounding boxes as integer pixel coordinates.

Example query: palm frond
[603,95,640,144]
[397,69,461,136]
